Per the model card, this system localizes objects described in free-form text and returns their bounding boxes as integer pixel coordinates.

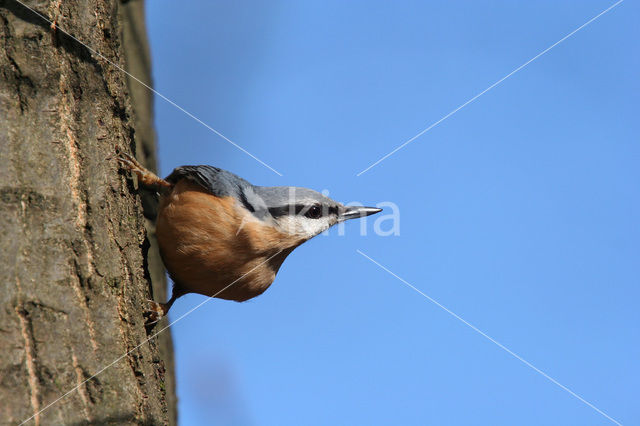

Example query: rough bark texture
[120,1,177,424]
[0,0,175,424]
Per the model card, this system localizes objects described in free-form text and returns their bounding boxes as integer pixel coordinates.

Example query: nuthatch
[118,153,382,322]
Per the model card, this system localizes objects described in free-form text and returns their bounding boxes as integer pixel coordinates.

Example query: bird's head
[244,186,382,241]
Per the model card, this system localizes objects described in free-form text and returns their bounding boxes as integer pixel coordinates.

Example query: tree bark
[0,0,175,424]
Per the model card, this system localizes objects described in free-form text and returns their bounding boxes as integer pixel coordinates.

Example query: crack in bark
[0,10,35,113]
[15,295,41,426]
[58,69,87,231]
[70,351,93,423]
[11,180,41,426]
[70,259,99,353]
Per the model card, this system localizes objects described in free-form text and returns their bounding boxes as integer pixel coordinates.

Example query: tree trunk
[0,0,176,424]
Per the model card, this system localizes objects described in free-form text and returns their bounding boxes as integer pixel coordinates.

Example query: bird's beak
[339,205,383,221]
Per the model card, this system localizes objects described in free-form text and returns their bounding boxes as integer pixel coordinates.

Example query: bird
[118,153,382,323]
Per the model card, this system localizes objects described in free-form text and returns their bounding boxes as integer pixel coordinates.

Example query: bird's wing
[166,165,252,198]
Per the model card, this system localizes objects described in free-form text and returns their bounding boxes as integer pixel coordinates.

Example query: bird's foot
[144,299,170,326]
[117,152,172,189]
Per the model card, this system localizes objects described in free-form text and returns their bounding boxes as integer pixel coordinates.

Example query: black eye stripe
[267,206,293,217]
[268,204,339,219]
[267,204,309,217]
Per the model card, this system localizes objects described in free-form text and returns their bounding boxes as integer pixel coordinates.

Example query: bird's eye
[305,204,322,219]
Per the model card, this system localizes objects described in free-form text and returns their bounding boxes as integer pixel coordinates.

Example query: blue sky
[146,2,638,425]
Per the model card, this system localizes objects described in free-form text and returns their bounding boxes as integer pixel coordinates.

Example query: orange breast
[156,180,301,301]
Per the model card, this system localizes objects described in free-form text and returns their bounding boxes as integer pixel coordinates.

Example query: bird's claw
[143,299,167,326]
[117,152,145,174]
[116,151,172,188]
